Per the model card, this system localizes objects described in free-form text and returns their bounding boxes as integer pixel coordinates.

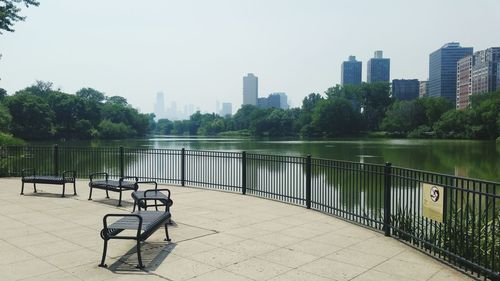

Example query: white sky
[1,0,499,114]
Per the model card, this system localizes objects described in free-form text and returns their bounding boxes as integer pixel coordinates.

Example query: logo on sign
[430,186,440,202]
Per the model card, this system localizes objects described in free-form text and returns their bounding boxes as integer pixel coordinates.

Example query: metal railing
[0,145,498,280]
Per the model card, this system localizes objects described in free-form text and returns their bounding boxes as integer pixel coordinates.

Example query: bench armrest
[62,170,76,181]
[21,168,35,179]
[120,176,139,190]
[102,213,142,239]
[90,172,108,182]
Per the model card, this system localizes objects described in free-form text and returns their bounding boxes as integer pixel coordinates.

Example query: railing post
[181,148,185,186]
[242,151,247,195]
[384,162,392,237]
[119,146,124,178]
[53,144,59,176]
[306,155,312,209]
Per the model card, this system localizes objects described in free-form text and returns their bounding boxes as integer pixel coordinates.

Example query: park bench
[21,168,76,197]
[131,181,173,212]
[98,197,172,269]
[88,172,138,206]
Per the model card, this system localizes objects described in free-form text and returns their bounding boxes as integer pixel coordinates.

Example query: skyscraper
[220,102,232,116]
[456,55,472,109]
[419,81,428,98]
[341,56,362,86]
[392,79,420,101]
[457,47,500,109]
[471,47,500,94]
[428,42,473,102]
[154,92,165,120]
[243,73,258,106]
[367,51,390,83]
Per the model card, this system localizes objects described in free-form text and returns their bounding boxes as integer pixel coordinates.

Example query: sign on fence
[422,183,444,223]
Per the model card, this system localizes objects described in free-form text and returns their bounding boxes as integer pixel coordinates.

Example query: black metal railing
[0,145,498,280]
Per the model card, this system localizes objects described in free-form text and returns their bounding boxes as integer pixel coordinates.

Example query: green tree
[156,119,174,134]
[0,0,39,34]
[310,97,361,137]
[3,92,55,139]
[0,104,12,132]
[97,119,136,139]
[76,88,106,103]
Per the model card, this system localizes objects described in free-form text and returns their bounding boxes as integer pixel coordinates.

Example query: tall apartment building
[456,56,473,109]
[243,73,258,106]
[419,81,428,98]
[220,102,232,116]
[154,92,166,120]
[367,51,390,83]
[471,47,500,94]
[456,47,500,109]
[257,93,289,109]
[392,79,420,101]
[428,42,473,102]
[341,56,362,86]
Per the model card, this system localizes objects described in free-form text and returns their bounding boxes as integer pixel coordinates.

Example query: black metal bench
[99,198,172,269]
[88,172,138,206]
[21,168,76,197]
[131,181,173,212]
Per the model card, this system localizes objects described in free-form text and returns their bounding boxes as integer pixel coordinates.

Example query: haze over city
[1,0,499,114]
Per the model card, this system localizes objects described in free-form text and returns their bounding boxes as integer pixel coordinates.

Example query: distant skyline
[1,0,499,114]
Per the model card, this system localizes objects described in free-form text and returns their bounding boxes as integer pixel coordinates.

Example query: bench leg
[132,202,136,212]
[136,241,144,268]
[99,239,108,268]
[21,181,24,195]
[73,182,77,195]
[33,183,37,193]
[105,190,109,199]
[117,190,122,207]
[62,183,66,197]
[88,187,93,200]
[164,223,171,242]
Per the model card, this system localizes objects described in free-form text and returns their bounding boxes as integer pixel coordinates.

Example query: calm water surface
[33,137,500,182]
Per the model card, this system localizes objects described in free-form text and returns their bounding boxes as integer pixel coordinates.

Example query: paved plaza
[0,178,472,281]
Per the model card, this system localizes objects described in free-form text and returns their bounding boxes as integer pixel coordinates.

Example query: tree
[310,97,361,137]
[0,104,12,132]
[0,0,39,34]
[3,92,55,139]
[76,88,105,103]
[0,88,7,101]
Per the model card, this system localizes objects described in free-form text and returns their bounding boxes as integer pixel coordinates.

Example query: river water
[34,137,500,182]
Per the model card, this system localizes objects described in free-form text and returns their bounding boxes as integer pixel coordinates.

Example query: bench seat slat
[107,211,171,231]
[90,180,136,190]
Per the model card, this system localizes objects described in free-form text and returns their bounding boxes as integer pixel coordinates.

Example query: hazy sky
[1,0,499,114]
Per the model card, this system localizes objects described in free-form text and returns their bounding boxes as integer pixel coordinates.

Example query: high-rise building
[471,47,500,94]
[154,92,165,120]
[243,73,258,106]
[272,92,289,109]
[257,97,268,109]
[428,42,473,102]
[341,56,362,86]
[456,55,473,109]
[456,47,500,109]
[257,93,289,109]
[419,81,428,98]
[367,51,390,83]
[392,79,420,101]
[220,102,232,116]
